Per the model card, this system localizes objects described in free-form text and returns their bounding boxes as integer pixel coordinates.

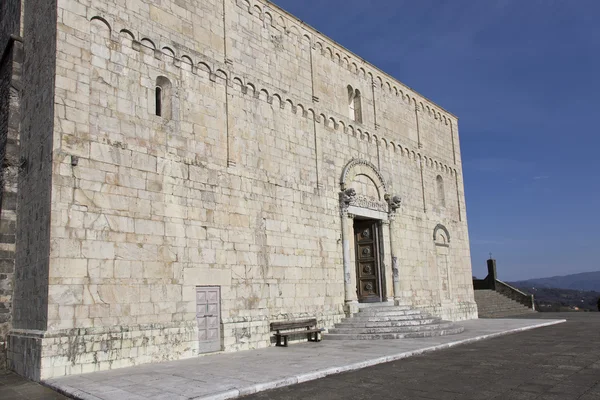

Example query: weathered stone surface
[6,0,477,380]
[0,0,23,370]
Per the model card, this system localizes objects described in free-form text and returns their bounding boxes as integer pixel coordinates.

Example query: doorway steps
[326,303,464,340]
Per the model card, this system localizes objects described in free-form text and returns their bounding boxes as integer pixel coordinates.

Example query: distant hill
[509,271,600,292]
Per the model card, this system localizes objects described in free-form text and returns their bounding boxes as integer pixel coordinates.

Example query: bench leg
[283,336,288,347]
[275,334,282,347]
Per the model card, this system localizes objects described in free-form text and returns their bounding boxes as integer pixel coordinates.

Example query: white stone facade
[6,0,477,380]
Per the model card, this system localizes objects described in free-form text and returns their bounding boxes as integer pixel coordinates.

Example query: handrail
[494,280,535,310]
[496,280,530,298]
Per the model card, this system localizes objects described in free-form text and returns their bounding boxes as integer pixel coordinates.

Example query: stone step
[329,322,456,335]
[329,303,463,340]
[476,300,528,304]
[477,305,529,310]
[357,309,424,317]
[325,326,465,340]
[478,308,530,313]
[344,315,435,323]
[356,304,412,312]
[477,304,530,310]
[474,289,535,318]
[335,318,441,328]
[479,310,534,318]
[479,310,530,315]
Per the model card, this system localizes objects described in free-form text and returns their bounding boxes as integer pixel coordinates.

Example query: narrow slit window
[354,89,362,123]
[348,85,356,121]
[155,86,162,117]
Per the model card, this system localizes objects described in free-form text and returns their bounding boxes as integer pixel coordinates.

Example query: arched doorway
[339,159,393,304]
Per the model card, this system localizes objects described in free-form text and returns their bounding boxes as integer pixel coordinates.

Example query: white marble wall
[9,0,477,380]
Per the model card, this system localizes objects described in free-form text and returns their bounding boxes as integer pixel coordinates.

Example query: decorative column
[386,194,402,304]
[340,188,358,315]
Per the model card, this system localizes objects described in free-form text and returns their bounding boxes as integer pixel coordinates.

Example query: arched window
[348,85,362,123]
[436,175,445,207]
[155,76,172,119]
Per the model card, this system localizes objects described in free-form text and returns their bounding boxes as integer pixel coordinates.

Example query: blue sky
[271,0,600,281]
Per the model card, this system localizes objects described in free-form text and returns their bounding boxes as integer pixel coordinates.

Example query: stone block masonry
[0,1,23,369]
[6,0,477,380]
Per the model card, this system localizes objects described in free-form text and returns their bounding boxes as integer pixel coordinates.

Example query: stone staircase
[474,290,535,318]
[326,303,464,340]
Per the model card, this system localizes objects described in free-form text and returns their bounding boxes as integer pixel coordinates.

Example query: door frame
[195,285,222,354]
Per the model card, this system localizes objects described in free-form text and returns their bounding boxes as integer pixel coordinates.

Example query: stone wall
[10,0,477,380]
[7,0,57,379]
[0,0,22,370]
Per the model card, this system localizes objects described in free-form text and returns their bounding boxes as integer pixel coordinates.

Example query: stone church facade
[0,0,477,380]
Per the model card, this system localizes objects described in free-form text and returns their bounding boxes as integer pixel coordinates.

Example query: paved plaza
[3,313,599,400]
[245,313,600,400]
[46,317,561,399]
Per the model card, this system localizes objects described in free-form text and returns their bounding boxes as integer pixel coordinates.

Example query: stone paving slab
[45,318,564,400]
[0,369,69,400]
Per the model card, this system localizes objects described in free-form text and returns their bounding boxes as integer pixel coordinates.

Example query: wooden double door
[354,219,385,303]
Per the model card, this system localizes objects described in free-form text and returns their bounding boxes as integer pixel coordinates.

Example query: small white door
[196,286,221,353]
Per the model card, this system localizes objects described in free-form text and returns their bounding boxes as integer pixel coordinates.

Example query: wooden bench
[270,318,323,347]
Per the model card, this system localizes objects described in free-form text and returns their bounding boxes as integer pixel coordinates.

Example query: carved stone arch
[340,158,388,200]
[259,88,270,102]
[289,25,301,38]
[241,0,251,12]
[433,224,450,244]
[162,46,176,58]
[140,38,156,50]
[119,29,135,41]
[272,94,282,108]
[264,12,274,27]
[90,16,112,33]
[181,55,193,66]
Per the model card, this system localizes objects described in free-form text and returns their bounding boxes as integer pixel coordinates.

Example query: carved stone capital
[385,194,402,214]
[339,188,356,217]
